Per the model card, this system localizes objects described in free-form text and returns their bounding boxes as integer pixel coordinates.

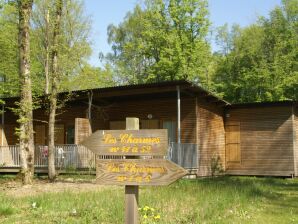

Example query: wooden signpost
[81,129,168,156]
[96,159,188,186]
[81,118,187,224]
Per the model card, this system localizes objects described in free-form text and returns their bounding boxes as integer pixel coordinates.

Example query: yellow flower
[154,214,161,220]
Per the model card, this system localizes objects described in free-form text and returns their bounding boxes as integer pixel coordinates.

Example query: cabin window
[162,120,176,143]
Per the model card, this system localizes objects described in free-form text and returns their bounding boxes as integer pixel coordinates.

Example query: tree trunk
[18,0,35,185]
[45,8,50,95]
[48,0,63,181]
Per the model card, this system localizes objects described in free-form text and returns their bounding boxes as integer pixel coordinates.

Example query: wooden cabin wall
[0,108,18,145]
[90,97,197,144]
[225,106,294,176]
[32,96,197,145]
[294,104,298,176]
[196,100,225,177]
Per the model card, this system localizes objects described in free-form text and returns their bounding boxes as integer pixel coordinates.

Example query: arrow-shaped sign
[81,129,168,156]
[96,159,188,186]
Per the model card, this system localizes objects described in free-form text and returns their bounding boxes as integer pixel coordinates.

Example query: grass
[0,176,297,223]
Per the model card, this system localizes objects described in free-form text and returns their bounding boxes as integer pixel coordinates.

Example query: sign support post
[125,117,139,224]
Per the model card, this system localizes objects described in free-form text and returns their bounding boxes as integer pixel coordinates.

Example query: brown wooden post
[125,117,139,224]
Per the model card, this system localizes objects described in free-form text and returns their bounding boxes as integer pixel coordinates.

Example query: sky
[84,0,282,67]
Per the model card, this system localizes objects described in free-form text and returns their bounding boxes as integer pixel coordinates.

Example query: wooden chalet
[225,101,298,177]
[0,80,297,177]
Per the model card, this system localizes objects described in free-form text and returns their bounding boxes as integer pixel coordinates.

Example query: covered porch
[0,81,227,176]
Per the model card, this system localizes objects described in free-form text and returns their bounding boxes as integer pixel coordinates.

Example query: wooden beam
[125,117,139,224]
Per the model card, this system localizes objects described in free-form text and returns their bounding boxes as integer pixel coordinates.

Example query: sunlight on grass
[0,176,297,223]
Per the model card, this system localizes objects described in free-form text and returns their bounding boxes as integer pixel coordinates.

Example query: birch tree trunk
[48,0,63,181]
[18,0,35,185]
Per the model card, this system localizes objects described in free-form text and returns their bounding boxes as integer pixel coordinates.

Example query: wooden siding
[197,100,225,176]
[294,105,298,176]
[34,125,46,145]
[1,97,197,145]
[2,125,18,145]
[75,118,92,144]
[225,106,294,176]
[0,125,7,146]
[90,97,197,144]
[141,119,160,129]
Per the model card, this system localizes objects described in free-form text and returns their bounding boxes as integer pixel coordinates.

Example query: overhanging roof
[226,100,297,108]
[64,80,230,106]
[1,80,297,108]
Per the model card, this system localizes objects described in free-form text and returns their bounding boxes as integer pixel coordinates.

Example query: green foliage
[0,3,19,97]
[0,206,15,217]
[0,0,105,99]
[61,63,115,91]
[107,0,212,86]
[31,0,94,93]
[213,0,298,103]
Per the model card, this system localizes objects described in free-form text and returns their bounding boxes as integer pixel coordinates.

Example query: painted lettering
[115,174,153,183]
[107,163,120,172]
[103,134,117,144]
[119,133,160,144]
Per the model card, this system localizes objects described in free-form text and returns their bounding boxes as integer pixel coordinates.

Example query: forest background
[0,0,297,103]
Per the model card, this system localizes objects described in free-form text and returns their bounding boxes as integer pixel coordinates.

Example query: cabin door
[225,122,241,165]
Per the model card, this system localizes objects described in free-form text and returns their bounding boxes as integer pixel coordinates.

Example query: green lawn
[0,175,297,223]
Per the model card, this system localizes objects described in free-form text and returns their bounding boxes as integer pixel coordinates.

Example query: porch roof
[226,100,297,109]
[65,80,230,107]
[1,80,230,107]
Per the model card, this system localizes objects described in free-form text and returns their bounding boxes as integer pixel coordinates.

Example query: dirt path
[0,179,111,198]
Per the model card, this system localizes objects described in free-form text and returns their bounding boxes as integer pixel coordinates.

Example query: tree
[0,2,19,97]
[64,63,115,90]
[31,0,93,94]
[47,0,62,181]
[213,0,298,103]
[107,0,212,86]
[17,0,35,185]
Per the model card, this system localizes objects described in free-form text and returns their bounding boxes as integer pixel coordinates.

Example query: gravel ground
[0,178,109,198]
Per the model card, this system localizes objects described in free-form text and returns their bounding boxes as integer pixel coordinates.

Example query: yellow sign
[96,159,188,186]
[81,129,168,156]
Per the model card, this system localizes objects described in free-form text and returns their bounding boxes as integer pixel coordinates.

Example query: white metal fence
[0,145,96,169]
[168,142,199,169]
[0,143,199,170]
